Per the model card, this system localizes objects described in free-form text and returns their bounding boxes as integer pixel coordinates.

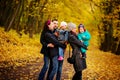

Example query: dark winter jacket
[68,31,87,72]
[45,30,66,58]
[40,30,49,56]
[78,30,91,53]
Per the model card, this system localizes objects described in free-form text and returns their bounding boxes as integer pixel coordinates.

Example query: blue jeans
[48,56,58,80]
[59,47,64,57]
[56,60,63,80]
[38,55,50,80]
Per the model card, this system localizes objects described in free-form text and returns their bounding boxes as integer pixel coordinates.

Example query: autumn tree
[98,0,120,55]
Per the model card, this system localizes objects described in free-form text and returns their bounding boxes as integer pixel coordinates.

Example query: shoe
[58,56,64,60]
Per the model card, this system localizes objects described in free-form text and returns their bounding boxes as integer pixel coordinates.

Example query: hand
[82,36,86,39]
[54,32,59,37]
[80,40,83,42]
[47,43,54,48]
[65,41,68,45]
[80,53,82,58]
[75,32,78,35]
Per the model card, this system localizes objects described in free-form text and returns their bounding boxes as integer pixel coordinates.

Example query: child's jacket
[78,30,91,53]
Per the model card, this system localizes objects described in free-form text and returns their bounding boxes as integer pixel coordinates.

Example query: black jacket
[40,30,49,56]
[68,31,87,72]
[45,30,66,58]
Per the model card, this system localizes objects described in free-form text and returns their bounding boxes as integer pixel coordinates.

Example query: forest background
[0,0,120,54]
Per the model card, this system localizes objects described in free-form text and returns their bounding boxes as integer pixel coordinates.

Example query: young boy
[78,24,91,58]
[57,21,68,60]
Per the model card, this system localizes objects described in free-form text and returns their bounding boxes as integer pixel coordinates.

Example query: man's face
[53,21,58,29]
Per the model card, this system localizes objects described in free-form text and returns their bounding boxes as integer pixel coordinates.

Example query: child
[78,24,91,58]
[57,21,68,60]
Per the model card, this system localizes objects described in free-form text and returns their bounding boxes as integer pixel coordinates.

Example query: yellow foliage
[0,27,42,66]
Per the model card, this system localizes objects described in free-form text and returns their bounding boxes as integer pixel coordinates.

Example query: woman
[67,22,87,80]
[38,20,54,80]
[44,20,66,80]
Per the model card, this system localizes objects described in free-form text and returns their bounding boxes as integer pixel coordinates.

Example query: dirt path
[0,49,120,80]
[0,53,73,80]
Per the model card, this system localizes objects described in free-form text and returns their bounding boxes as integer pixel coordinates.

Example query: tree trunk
[99,0,120,55]
[15,0,24,35]
[5,0,21,31]
[99,1,113,51]
[116,43,120,55]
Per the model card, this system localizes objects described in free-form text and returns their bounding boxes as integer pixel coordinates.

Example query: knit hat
[67,22,76,31]
[78,24,84,28]
[60,21,67,27]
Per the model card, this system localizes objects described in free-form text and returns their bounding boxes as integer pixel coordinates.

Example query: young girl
[57,21,68,60]
[78,24,91,58]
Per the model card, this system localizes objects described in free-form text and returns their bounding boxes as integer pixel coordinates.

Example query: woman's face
[72,28,77,34]
[48,22,54,31]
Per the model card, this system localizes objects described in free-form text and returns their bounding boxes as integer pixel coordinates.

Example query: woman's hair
[67,22,76,31]
[43,20,51,32]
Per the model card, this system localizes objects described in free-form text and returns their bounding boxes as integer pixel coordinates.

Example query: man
[46,19,59,79]
[44,20,66,80]
[47,19,66,80]
[52,19,67,80]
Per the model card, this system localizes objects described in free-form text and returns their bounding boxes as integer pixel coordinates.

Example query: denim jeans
[59,47,64,57]
[38,55,50,80]
[56,60,63,80]
[48,56,58,80]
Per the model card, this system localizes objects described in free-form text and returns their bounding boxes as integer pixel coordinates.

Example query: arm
[40,31,54,48]
[77,34,82,40]
[65,31,68,41]
[69,35,87,50]
[45,32,66,49]
[40,31,47,47]
[82,31,91,41]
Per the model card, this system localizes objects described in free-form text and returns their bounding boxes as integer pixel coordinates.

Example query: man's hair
[52,18,58,22]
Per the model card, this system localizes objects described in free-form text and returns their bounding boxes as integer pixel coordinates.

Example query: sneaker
[58,56,64,60]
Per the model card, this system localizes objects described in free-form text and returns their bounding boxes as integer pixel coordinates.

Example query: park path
[0,51,73,80]
[0,48,120,80]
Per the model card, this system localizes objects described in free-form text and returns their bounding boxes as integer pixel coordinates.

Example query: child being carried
[57,21,68,61]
